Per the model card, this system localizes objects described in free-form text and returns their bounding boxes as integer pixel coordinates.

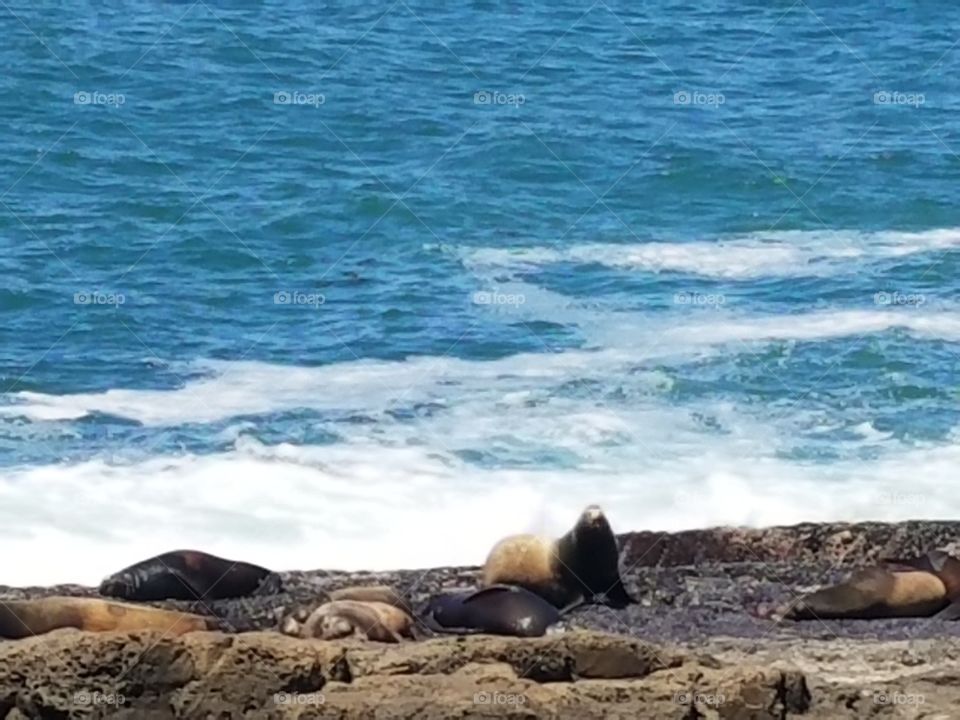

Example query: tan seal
[0,597,215,639]
[299,600,414,643]
[783,551,960,620]
[278,585,411,637]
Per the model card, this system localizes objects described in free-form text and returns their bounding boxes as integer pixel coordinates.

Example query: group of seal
[277,504,634,641]
[423,504,635,636]
[0,549,273,640]
[0,504,633,643]
[14,504,947,642]
[281,586,415,643]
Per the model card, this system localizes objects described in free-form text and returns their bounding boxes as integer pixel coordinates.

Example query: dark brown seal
[424,585,561,637]
[99,550,280,601]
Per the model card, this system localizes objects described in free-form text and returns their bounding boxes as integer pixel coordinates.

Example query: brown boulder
[0,629,809,719]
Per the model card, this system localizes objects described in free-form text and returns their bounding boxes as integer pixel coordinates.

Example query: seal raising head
[481,504,634,609]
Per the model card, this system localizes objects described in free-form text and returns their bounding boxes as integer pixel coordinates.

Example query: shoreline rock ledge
[0,629,813,719]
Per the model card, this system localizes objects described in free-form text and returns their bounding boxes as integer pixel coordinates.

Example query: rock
[346,631,681,681]
[0,629,809,719]
[619,521,960,568]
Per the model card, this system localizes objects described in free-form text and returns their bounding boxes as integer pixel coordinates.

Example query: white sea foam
[455,227,960,279]
[0,305,955,584]
[1,435,958,586]
[4,228,959,584]
[3,308,958,427]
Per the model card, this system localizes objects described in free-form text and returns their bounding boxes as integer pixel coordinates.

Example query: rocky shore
[2,520,960,718]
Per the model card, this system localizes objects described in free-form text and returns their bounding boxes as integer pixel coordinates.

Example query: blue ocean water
[2,1,960,583]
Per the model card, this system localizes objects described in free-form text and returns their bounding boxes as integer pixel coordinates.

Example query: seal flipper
[934,602,960,620]
[558,596,588,615]
[593,579,633,609]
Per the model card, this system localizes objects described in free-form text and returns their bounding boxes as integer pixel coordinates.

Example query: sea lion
[0,597,216,639]
[885,550,960,618]
[299,600,414,643]
[482,505,634,609]
[783,551,960,620]
[425,584,561,637]
[278,586,409,636]
[99,550,280,601]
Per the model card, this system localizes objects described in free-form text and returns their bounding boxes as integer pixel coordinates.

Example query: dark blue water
[1,1,959,582]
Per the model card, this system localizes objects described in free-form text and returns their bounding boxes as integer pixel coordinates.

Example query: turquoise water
[2,2,960,583]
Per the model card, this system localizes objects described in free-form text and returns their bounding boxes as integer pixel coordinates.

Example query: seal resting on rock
[278,585,411,636]
[425,584,561,637]
[482,505,634,609]
[292,600,414,643]
[99,550,280,601]
[782,551,960,620]
[0,597,216,639]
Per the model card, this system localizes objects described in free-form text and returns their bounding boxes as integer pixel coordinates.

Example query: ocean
[2,1,960,585]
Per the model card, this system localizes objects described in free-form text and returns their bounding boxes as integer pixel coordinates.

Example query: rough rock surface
[2,520,960,717]
[0,629,811,719]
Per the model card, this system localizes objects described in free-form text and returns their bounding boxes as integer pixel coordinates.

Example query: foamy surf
[3,308,959,426]
[452,227,960,279]
[1,437,959,586]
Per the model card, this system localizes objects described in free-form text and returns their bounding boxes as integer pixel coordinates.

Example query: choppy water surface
[2,1,959,583]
